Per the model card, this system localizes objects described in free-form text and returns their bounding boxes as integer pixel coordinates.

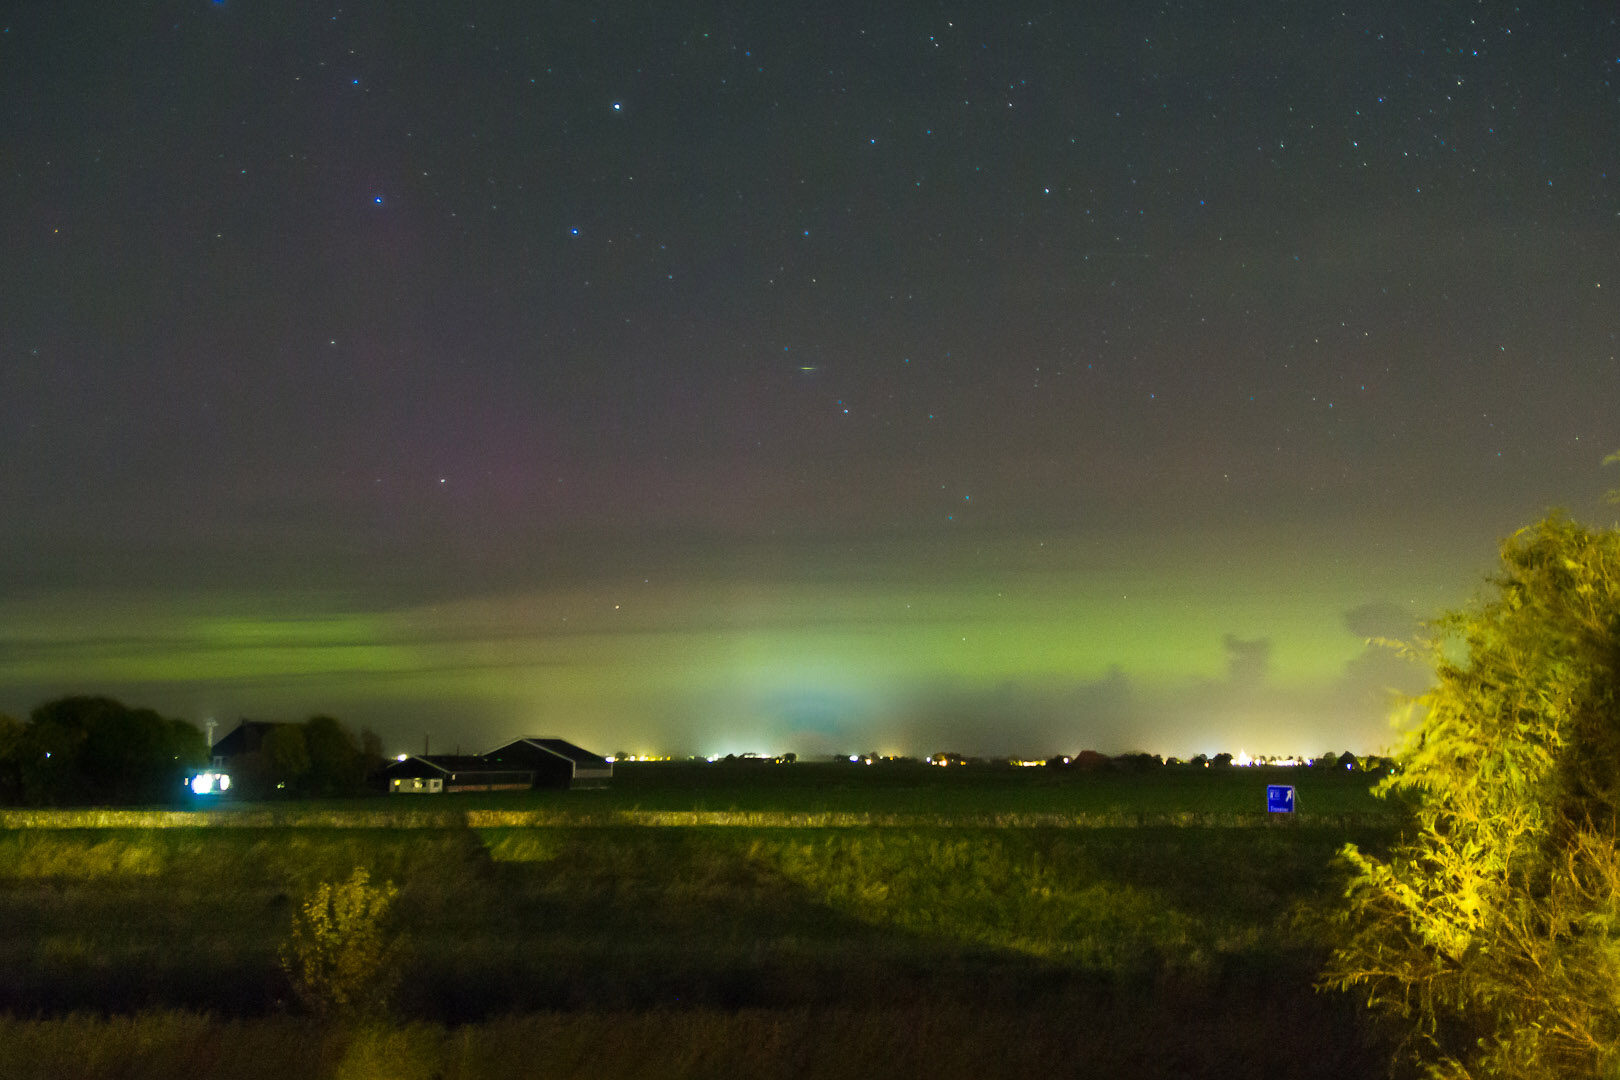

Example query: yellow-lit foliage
[331,1023,445,1080]
[280,867,402,1019]
[1322,511,1620,1079]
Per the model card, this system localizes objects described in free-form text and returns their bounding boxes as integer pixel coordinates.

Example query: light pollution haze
[6,498,1614,760]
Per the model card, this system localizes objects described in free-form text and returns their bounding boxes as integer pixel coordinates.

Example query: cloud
[1222,634,1272,685]
[1342,600,1421,641]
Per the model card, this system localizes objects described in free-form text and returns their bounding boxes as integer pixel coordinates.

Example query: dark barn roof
[517,738,611,771]
[381,755,533,790]
[383,754,491,777]
[483,738,613,788]
[210,719,294,759]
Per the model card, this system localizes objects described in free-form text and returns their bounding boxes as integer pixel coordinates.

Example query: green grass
[599,760,1391,816]
[0,822,1385,1011]
[0,1002,1385,1080]
[0,766,1400,1077]
[0,761,1397,828]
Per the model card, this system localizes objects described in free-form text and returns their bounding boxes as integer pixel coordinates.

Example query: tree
[302,715,364,797]
[0,713,23,803]
[260,724,312,794]
[14,696,206,805]
[1321,510,1620,1079]
[358,726,387,785]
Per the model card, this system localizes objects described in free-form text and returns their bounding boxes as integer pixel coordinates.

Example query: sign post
[1266,784,1295,814]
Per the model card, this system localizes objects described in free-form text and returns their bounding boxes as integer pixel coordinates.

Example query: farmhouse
[380,754,535,794]
[483,738,614,789]
[207,719,293,767]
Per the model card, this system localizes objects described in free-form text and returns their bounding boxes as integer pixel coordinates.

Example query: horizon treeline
[0,696,383,806]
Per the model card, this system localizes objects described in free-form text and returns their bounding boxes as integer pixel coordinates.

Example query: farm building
[483,738,614,789]
[380,754,535,794]
[208,719,288,766]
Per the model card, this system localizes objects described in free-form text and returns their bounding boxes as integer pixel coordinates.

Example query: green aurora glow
[0,519,1508,758]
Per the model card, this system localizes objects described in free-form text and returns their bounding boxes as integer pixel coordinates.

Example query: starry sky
[2,1,1618,759]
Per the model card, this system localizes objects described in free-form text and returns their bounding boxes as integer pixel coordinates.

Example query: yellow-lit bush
[280,867,402,1018]
[1323,509,1620,1079]
[331,1023,445,1080]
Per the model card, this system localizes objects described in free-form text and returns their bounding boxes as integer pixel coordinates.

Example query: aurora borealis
[2,2,1617,757]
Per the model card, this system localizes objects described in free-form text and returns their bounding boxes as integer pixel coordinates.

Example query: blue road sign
[1266,784,1296,813]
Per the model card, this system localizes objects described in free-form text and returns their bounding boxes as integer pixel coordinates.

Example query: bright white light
[1234,750,1254,767]
[189,771,230,795]
[396,754,408,761]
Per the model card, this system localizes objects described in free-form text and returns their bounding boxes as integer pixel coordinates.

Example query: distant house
[482,738,614,789]
[208,719,294,768]
[380,754,535,795]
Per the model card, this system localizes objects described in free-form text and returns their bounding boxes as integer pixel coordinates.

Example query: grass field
[0,763,1400,1078]
[0,760,1397,827]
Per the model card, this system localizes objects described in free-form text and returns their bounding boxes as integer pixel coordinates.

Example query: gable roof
[504,738,611,770]
[381,754,534,783]
[481,738,614,783]
[211,719,295,757]
[406,754,494,776]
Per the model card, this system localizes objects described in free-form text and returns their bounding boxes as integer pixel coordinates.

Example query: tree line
[228,714,387,800]
[0,697,383,805]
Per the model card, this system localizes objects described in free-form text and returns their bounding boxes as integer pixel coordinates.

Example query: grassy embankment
[0,764,1400,1078]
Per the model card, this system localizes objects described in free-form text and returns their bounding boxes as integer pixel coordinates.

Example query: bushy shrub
[280,867,403,1018]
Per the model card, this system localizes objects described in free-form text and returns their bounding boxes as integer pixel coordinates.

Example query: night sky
[3,2,1618,759]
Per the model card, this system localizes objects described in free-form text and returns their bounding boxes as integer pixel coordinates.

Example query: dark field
[0,763,1400,1078]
